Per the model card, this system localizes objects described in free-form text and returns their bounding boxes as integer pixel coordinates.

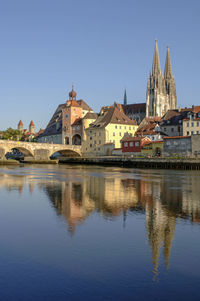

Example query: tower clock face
[65,114,69,119]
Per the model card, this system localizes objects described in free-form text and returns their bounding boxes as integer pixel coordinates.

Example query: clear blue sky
[0,0,200,131]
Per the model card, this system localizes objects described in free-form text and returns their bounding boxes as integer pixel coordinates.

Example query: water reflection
[0,166,200,276]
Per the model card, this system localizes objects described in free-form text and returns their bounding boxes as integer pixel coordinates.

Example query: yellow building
[82,112,98,144]
[83,104,138,156]
[141,140,163,157]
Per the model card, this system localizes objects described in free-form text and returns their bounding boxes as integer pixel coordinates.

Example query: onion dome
[69,84,77,100]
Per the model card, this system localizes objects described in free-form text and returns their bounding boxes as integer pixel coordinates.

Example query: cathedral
[146,40,177,117]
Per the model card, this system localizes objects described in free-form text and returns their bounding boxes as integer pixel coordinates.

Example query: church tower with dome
[38,85,96,145]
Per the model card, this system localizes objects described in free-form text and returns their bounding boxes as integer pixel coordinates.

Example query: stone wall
[164,137,191,156]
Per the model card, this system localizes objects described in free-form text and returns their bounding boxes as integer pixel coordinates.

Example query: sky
[0,0,200,131]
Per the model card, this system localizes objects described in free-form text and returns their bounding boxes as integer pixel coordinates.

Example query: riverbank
[59,157,200,170]
[22,159,58,164]
[0,159,19,165]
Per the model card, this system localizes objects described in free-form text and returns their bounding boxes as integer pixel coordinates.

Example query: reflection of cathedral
[145,201,176,274]
[1,168,200,274]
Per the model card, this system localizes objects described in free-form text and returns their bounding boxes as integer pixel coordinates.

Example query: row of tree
[0,128,26,141]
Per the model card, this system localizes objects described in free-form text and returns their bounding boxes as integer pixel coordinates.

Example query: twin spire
[152,40,173,78]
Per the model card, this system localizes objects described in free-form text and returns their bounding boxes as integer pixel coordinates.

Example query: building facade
[121,136,151,155]
[146,41,177,117]
[83,104,138,156]
[182,107,200,136]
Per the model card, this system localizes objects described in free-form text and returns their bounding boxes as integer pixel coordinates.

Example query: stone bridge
[0,140,82,160]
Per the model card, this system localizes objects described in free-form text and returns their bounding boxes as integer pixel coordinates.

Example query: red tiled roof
[90,106,137,129]
[192,106,200,113]
[77,99,93,111]
[66,100,80,107]
[151,140,163,143]
[164,136,190,139]
[18,120,23,126]
[121,136,150,142]
[29,120,35,126]
[123,103,146,113]
[72,118,82,126]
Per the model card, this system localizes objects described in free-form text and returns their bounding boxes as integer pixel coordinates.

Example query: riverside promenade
[59,156,200,170]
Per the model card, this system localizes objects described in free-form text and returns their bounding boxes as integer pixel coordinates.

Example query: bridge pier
[33,149,50,161]
[0,147,6,160]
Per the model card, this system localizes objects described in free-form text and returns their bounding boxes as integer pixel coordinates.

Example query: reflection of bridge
[0,140,82,160]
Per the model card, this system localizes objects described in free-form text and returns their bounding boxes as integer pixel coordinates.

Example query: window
[113,132,115,136]
[94,132,96,136]
[130,142,133,147]
[90,144,92,147]
[187,122,189,127]
[115,125,117,129]
[90,136,92,140]
[191,131,194,135]
[192,122,194,127]
[129,126,131,130]
[187,131,190,135]
[179,120,182,124]
[197,131,199,134]
[135,142,139,147]
[124,142,128,147]
[99,140,101,144]
[120,126,121,129]
[94,140,96,144]
[197,122,199,127]
[124,126,126,129]
[65,114,69,119]
[119,132,121,136]
[98,147,100,151]
[171,128,174,132]
[133,127,135,130]
[99,132,101,136]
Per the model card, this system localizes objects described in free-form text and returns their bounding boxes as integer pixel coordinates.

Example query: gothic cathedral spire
[164,46,177,109]
[152,40,162,75]
[146,41,177,117]
[164,46,173,79]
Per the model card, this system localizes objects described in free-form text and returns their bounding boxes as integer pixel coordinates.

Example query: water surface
[0,164,199,300]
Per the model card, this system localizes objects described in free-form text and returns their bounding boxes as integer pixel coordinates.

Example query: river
[0,164,199,300]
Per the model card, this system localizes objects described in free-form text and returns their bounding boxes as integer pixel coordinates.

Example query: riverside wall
[59,157,200,170]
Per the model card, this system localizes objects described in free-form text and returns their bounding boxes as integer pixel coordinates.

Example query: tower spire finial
[152,40,161,75]
[164,46,173,79]
[123,89,127,105]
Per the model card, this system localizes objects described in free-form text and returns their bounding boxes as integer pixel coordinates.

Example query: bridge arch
[6,146,34,158]
[50,149,81,158]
